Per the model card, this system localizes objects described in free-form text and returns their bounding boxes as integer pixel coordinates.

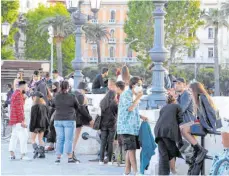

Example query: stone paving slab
[1,141,124,175]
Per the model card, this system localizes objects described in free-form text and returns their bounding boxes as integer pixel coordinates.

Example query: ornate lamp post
[48,25,54,77]
[147,0,169,108]
[1,22,10,44]
[66,0,100,90]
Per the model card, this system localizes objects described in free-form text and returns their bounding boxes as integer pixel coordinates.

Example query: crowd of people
[4,65,221,175]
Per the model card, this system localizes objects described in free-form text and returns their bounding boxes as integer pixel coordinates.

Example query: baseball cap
[173,77,186,84]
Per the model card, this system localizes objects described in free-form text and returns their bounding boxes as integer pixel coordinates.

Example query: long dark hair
[100,91,116,112]
[190,82,216,110]
[60,80,69,93]
[122,65,130,85]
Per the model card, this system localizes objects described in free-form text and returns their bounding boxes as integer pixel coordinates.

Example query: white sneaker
[99,161,104,165]
[108,162,113,166]
[21,156,32,161]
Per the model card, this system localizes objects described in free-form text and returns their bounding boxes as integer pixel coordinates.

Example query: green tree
[202,9,229,96]
[38,15,75,75]
[82,23,110,64]
[124,0,203,67]
[1,0,20,60]
[221,0,229,16]
[25,4,75,75]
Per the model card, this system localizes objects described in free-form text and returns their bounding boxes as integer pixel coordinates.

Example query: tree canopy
[1,0,20,60]
[25,3,75,75]
[124,0,204,67]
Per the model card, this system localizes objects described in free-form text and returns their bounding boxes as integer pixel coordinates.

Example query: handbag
[190,122,207,136]
[93,114,102,130]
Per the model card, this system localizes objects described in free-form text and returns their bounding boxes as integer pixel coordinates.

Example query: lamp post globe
[90,0,101,16]
[1,22,10,37]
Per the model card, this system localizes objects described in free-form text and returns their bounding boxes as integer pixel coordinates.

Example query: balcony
[108,19,116,24]
[91,19,98,24]
[108,38,116,44]
[88,58,98,63]
[123,57,137,63]
[105,57,116,62]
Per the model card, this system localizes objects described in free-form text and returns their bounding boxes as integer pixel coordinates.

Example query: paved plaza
[1,140,124,175]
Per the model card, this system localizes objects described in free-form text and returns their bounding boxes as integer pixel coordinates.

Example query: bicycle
[209,118,229,175]
[1,102,11,141]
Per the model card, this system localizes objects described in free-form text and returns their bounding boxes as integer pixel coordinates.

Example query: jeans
[92,87,107,94]
[100,128,115,162]
[54,120,75,156]
[9,123,28,154]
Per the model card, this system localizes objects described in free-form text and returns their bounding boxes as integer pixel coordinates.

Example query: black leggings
[100,129,115,162]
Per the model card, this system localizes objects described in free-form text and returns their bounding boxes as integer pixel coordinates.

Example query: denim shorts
[122,134,140,151]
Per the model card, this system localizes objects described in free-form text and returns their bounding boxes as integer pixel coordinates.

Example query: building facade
[80,0,137,65]
[182,0,229,67]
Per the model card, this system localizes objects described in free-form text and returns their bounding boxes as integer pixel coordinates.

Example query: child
[30,91,49,159]
[154,94,183,175]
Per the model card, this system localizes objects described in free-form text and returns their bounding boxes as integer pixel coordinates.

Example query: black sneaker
[9,156,16,160]
[72,152,80,163]
[55,159,61,164]
[68,158,79,164]
[195,148,208,163]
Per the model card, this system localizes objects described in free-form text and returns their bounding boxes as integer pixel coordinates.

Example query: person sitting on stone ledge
[92,67,109,94]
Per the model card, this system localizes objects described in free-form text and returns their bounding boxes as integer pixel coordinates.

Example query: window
[208,28,214,39]
[188,49,196,58]
[208,47,214,58]
[127,47,132,57]
[111,10,115,20]
[92,46,97,57]
[110,47,115,58]
[110,29,115,38]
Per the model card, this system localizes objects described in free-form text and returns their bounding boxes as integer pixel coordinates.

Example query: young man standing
[8,81,30,160]
[52,70,64,83]
[92,68,109,94]
[174,78,208,163]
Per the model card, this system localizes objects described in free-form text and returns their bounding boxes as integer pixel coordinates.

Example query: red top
[9,90,25,125]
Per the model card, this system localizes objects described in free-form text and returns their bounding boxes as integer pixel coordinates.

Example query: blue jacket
[139,121,157,174]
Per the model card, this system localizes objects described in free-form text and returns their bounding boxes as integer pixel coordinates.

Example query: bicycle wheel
[213,158,229,175]
[1,114,11,140]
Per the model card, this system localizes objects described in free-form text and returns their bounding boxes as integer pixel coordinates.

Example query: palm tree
[82,23,109,64]
[202,9,229,96]
[221,0,229,16]
[37,15,75,75]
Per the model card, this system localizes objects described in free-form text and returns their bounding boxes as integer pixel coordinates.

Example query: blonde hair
[34,97,46,105]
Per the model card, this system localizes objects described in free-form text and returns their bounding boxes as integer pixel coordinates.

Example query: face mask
[134,85,142,93]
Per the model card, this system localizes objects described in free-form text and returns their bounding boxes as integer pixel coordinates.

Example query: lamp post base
[73,70,84,90]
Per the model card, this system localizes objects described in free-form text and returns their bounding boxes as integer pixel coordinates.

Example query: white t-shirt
[52,76,64,83]
[117,75,132,90]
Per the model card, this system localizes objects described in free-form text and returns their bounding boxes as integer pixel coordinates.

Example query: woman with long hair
[53,80,90,164]
[13,72,23,90]
[189,82,219,132]
[99,90,118,165]
[30,91,49,159]
[117,65,132,89]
